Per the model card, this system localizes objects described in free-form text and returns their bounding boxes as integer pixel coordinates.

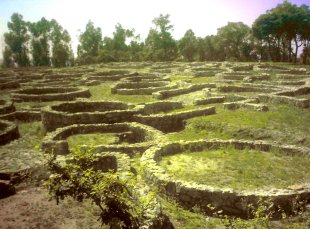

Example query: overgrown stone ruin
[12,87,91,102]
[0,62,309,224]
[0,120,19,145]
[141,139,310,218]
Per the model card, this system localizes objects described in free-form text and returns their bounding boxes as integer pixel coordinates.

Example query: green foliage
[47,148,164,228]
[252,1,310,62]
[178,29,198,61]
[50,21,74,67]
[77,20,102,63]
[4,13,30,67]
[28,17,51,66]
[144,14,178,61]
[217,22,253,61]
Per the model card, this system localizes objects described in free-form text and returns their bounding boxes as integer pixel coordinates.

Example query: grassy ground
[168,104,310,147]
[160,147,310,190]
[1,62,310,228]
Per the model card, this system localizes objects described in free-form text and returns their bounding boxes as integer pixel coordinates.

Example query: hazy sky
[0,0,309,54]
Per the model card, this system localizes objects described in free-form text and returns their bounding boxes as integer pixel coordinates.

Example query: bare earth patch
[0,183,103,229]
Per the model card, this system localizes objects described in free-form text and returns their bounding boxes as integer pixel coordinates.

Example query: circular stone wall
[0,100,16,115]
[53,152,131,175]
[42,101,137,132]
[141,139,310,218]
[12,87,91,102]
[41,122,165,156]
[0,120,20,145]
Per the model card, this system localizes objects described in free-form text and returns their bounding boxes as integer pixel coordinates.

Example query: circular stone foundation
[11,87,91,102]
[0,100,16,115]
[0,120,20,145]
[141,139,310,218]
[41,122,165,156]
[111,81,172,95]
[53,152,131,175]
[42,100,137,132]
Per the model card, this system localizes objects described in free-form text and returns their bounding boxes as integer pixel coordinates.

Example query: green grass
[88,83,157,104]
[160,147,310,190]
[168,104,310,146]
[18,121,46,148]
[67,132,117,150]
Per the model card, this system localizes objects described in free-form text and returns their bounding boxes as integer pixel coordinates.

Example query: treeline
[2,0,310,67]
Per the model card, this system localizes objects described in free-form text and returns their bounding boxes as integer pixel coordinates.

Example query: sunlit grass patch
[160,147,310,190]
[168,104,310,145]
[88,84,156,104]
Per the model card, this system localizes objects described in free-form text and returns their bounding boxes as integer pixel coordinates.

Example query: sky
[0,0,309,56]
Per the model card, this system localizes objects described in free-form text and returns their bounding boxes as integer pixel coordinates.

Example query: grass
[159,147,310,190]
[2,62,310,228]
[67,132,117,150]
[168,104,310,147]
[88,83,157,104]
[18,121,46,148]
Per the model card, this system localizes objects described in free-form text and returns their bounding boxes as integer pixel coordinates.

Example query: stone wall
[12,87,91,102]
[141,139,310,218]
[259,94,310,108]
[153,83,216,99]
[114,84,178,95]
[0,110,42,122]
[137,101,184,115]
[0,120,20,145]
[0,100,16,115]
[223,98,268,111]
[41,122,165,156]
[218,85,277,93]
[275,86,310,97]
[42,101,137,132]
[194,96,225,105]
[111,81,169,93]
[134,106,216,132]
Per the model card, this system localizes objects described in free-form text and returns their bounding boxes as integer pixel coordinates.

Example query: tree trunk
[294,37,298,63]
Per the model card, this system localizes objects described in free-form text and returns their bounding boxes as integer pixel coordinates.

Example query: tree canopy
[3,1,310,67]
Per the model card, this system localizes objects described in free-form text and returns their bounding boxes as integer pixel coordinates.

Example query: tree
[50,19,73,67]
[252,1,310,63]
[103,23,135,61]
[4,13,30,67]
[144,14,177,61]
[178,29,197,61]
[77,21,102,58]
[28,17,51,66]
[217,22,252,61]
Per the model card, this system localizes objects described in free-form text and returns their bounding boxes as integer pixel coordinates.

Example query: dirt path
[0,183,103,229]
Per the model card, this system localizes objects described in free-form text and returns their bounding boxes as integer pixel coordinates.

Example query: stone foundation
[134,106,216,132]
[141,139,310,218]
[224,98,269,112]
[194,96,225,105]
[41,122,165,156]
[0,100,16,115]
[153,83,216,99]
[42,100,136,132]
[12,87,91,102]
[0,120,20,145]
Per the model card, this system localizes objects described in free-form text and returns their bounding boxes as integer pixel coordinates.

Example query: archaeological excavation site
[1,0,310,228]
[0,62,309,228]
